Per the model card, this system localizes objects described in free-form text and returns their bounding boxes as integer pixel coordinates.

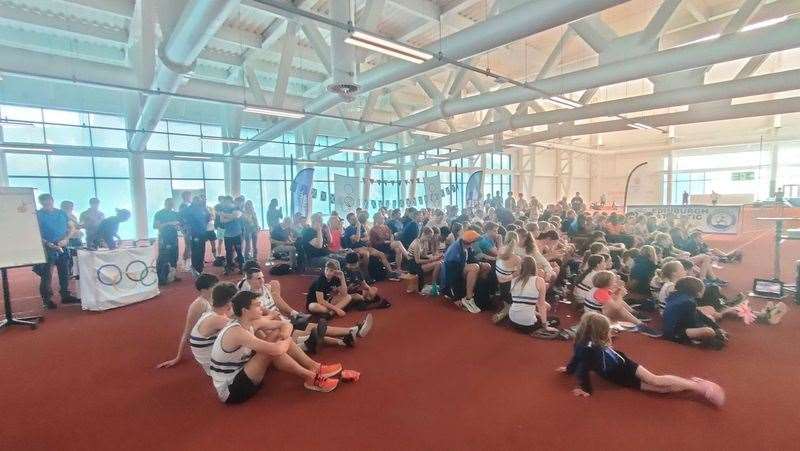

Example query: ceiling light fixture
[243,105,305,119]
[546,96,583,109]
[411,129,446,138]
[201,137,244,144]
[345,31,433,64]
[339,148,370,154]
[628,122,658,131]
[176,154,211,160]
[0,145,52,152]
[741,16,788,32]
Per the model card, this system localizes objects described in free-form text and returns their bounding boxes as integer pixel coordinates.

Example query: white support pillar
[129,153,149,240]
[227,156,241,197]
[0,150,9,187]
[769,140,779,196]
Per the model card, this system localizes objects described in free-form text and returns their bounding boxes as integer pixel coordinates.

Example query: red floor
[2,223,800,450]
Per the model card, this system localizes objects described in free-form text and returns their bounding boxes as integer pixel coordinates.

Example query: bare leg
[686,326,716,339]
[333,294,353,310]
[242,352,273,384]
[286,340,320,372]
[464,264,479,299]
[636,366,700,393]
[307,302,330,315]
[271,352,316,381]
[603,301,643,325]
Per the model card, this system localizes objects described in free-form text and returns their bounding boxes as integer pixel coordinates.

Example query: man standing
[682,190,689,205]
[177,191,193,267]
[570,192,584,212]
[516,193,528,213]
[218,196,245,275]
[504,191,516,211]
[184,196,211,277]
[79,197,104,249]
[154,198,182,285]
[34,194,80,309]
[711,191,720,206]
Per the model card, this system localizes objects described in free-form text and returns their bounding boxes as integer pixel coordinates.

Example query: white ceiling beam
[0,6,128,45]
[214,25,264,49]
[300,23,332,74]
[387,0,440,22]
[735,54,769,79]
[638,0,682,44]
[359,0,386,31]
[569,15,618,53]
[52,0,135,18]
[272,21,300,108]
[243,65,269,104]
[129,0,158,88]
[683,0,710,23]
[721,0,764,35]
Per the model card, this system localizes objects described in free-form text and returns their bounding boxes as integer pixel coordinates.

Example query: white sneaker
[463,298,481,314]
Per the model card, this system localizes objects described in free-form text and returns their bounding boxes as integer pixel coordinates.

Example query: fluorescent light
[546,96,583,109]
[339,148,369,154]
[346,31,433,64]
[175,155,211,160]
[243,105,305,119]
[507,144,528,149]
[679,34,720,47]
[628,122,658,131]
[345,37,426,64]
[0,145,52,152]
[741,16,788,32]
[202,137,244,144]
[0,119,35,127]
[295,160,316,165]
[411,129,445,138]
[371,164,392,169]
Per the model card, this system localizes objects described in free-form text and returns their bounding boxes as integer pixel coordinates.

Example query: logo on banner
[707,210,738,232]
[96,259,158,288]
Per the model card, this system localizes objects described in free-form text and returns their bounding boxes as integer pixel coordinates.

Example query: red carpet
[2,223,800,450]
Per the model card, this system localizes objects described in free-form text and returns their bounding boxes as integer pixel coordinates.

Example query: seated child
[585,271,661,338]
[190,282,239,375]
[407,226,443,293]
[508,256,558,339]
[157,273,219,368]
[343,252,391,309]
[573,254,605,307]
[306,259,353,317]
[493,231,521,323]
[662,276,727,349]
[557,312,725,407]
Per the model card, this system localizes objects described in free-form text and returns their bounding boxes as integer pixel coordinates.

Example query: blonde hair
[640,245,657,263]
[592,270,614,289]
[659,260,684,282]
[499,231,519,260]
[520,231,537,255]
[575,312,612,347]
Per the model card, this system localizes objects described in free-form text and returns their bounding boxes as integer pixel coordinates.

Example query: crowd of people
[37,187,791,406]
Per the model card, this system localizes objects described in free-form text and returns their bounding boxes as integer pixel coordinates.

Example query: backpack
[270,263,293,275]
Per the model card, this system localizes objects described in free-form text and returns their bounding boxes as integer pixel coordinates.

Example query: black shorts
[225,369,262,404]
[290,315,311,331]
[205,231,217,241]
[498,281,512,304]
[374,242,392,255]
[605,351,641,390]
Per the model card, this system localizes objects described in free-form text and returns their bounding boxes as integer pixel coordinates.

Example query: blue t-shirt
[342,224,366,248]
[218,205,243,238]
[475,235,496,254]
[270,224,290,242]
[184,204,210,237]
[662,292,698,341]
[37,208,68,243]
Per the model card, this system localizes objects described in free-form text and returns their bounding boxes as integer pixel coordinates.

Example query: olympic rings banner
[626,205,742,235]
[77,246,160,311]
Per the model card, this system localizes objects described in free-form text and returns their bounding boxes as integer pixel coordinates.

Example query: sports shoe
[463,298,481,314]
[43,299,57,310]
[342,332,356,347]
[492,304,510,324]
[356,313,373,337]
[318,363,343,378]
[636,324,662,338]
[724,293,746,307]
[61,294,81,304]
[633,311,651,322]
[692,377,725,407]
[304,330,319,355]
[304,374,339,393]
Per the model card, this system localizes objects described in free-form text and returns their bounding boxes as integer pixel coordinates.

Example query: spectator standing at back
[571,192,584,212]
[218,196,245,275]
[267,198,283,229]
[682,191,689,205]
[177,191,193,268]
[184,196,211,277]
[711,191,720,206]
[154,198,182,285]
[504,191,516,210]
[34,193,80,309]
[79,197,104,249]
[516,193,528,213]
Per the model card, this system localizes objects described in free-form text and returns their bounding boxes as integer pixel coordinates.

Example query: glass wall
[483,153,513,200]
[6,152,135,239]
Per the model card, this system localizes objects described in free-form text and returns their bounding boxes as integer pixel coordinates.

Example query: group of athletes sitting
[157,197,788,406]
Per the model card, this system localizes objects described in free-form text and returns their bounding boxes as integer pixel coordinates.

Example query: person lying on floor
[239,265,373,352]
[210,291,343,404]
[306,259,353,317]
[343,252,391,309]
[557,312,725,407]
[157,273,219,369]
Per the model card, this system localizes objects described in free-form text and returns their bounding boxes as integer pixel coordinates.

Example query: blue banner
[291,168,315,217]
[465,170,483,206]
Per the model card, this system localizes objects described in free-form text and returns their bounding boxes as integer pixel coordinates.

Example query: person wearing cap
[440,229,491,314]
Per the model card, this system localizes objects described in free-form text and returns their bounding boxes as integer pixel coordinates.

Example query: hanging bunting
[399,200,404,208]
[371,200,377,209]
[320,191,327,202]
[418,196,423,204]
[311,188,317,199]
[392,200,397,208]
[330,193,335,203]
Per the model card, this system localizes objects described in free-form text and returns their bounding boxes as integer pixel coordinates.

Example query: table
[78,245,160,311]
[755,217,799,282]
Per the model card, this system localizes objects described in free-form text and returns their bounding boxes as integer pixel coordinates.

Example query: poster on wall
[627,204,742,234]
[334,174,360,214]
[424,174,443,209]
[291,168,315,218]
[465,171,484,206]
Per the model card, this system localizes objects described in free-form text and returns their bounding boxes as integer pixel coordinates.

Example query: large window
[6,153,135,239]
[1,105,127,149]
[144,159,225,237]
[482,153,512,200]
[146,120,224,154]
